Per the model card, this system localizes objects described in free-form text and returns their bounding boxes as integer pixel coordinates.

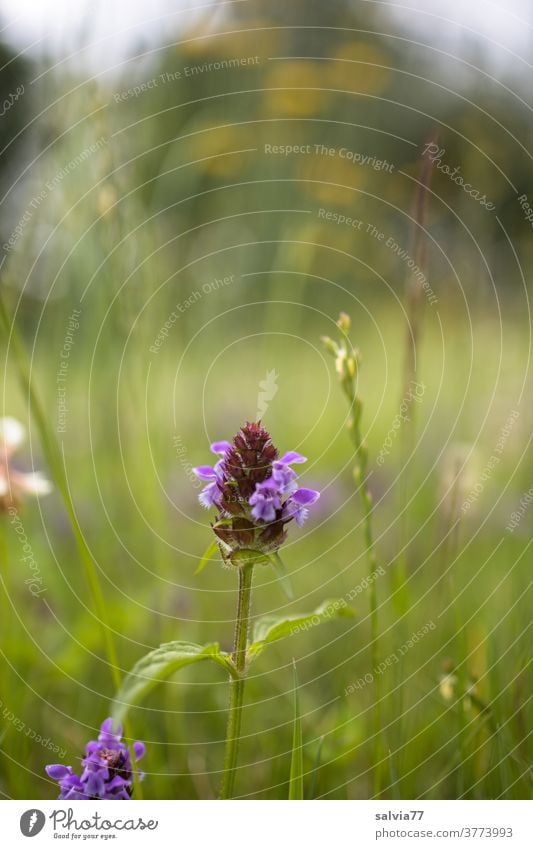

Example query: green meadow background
[0,0,531,799]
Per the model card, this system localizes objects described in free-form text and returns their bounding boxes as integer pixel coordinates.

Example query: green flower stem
[219,561,254,800]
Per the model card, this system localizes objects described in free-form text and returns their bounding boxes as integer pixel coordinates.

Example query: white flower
[439,673,457,702]
[0,417,25,457]
[0,417,52,507]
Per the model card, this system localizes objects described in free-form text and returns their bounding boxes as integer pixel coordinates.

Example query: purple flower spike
[46,718,145,800]
[196,422,320,560]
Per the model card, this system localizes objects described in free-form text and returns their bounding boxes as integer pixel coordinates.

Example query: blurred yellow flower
[327,42,390,95]
[439,672,457,701]
[97,184,118,218]
[181,20,281,61]
[264,61,327,116]
[300,152,362,204]
[184,125,253,177]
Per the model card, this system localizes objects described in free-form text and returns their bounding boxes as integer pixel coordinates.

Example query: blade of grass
[268,551,294,600]
[392,141,436,785]
[194,540,219,575]
[322,316,385,797]
[289,659,303,800]
[308,734,324,800]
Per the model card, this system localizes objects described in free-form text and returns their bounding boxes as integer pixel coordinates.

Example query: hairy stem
[219,562,254,800]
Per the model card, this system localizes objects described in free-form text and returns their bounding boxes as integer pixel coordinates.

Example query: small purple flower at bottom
[46,718,145,800]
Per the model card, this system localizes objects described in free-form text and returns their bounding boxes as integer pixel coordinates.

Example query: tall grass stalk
[393,141,436,785]
[322,314,384,797]
[440,460,469,796]
[397,134,435,580]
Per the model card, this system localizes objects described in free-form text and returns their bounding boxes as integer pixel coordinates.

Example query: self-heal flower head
[193,422,320,561]
[0,417,52,511]
[45,718,145,800]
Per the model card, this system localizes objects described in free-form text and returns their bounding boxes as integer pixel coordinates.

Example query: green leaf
[289,660,303,800]
[111,641,236,725]
[268,552,294,600]
[308,735,325,799]
[248,599,355,660]
[194,541,220,575]
[387,747,401,799]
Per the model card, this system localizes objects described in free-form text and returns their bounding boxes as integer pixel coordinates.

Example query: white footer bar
[4,799,530,848]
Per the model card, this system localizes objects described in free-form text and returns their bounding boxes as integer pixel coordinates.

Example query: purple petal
[251,500,277,522]
[293,507,309,527]
[249,486,281,522]
[211,441,231,455]
[99,717,123,741]
[279,451,307,465]
[271,462,297,494]
[283,501,309,527]
[133,741,145,760]
[46,764,71,780]
[84,771,105,797]
[254,477,278,492]
[106,775,129,791]
[63,788,86,800]
[61,774,83,790]
[100,717,115,735]
[112,789,131,800]
[198,482,220,509]
[193,465,217,481]
[291,488,320,505]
